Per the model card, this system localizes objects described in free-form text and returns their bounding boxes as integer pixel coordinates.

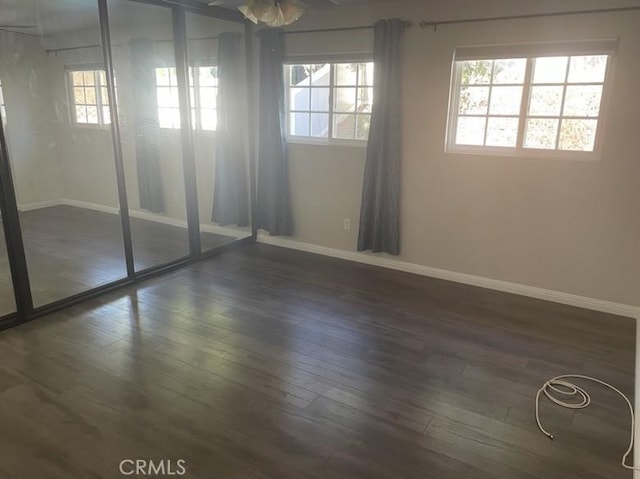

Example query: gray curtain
[357,19,405,255]
[212,33,249,226]
[255,29,293,235]
[130,40,164,213]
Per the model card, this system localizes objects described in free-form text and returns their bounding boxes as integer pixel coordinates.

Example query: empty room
[0,0,638,477]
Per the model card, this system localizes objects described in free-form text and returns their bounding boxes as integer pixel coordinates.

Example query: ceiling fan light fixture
[238,0,305,27]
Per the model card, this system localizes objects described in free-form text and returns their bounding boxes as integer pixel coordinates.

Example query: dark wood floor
[0,205,242,310]
[0,243,634,478]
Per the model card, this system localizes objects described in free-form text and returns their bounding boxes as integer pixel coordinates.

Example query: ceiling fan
[208,0,341,27]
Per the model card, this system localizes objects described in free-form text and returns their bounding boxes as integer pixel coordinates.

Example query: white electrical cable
[535,374,638,471]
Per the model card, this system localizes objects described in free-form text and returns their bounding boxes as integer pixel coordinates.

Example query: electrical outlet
[343,218,351,230]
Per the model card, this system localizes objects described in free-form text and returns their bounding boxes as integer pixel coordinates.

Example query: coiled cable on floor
[535,374,638,471]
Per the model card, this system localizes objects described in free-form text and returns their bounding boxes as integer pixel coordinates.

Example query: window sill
[445,145,601,161]
[287,136,368,148]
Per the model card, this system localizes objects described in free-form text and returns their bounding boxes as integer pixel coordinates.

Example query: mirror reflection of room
[0,2,127,306]
[185,13,251,253]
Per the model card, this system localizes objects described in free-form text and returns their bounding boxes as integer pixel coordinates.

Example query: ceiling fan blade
[0,25,37,29]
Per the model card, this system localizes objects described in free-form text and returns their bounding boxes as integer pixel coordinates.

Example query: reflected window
[155,66,218,131]
[68,69,112,126]
[284,62,374,142]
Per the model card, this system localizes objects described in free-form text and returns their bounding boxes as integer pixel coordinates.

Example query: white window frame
[155,65,218,132]
[66,66,112,128]
[445,40,617,160]
[284,58,374,147]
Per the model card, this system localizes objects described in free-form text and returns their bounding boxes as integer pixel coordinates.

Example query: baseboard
[20,198,246,239]
[62,198,120,215]
[17,199,63,212]
[257,234,639,319]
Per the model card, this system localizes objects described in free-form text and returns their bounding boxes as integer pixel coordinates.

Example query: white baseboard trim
[257,234,639,319]
[19,198,246,240]
[17,199,63,212]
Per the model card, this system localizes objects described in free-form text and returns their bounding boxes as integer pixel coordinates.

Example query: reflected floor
[0,205,238,308]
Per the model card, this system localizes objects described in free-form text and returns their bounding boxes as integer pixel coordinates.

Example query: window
[69,69,111,126]
[447,42,615,156]
[285,62,374,142]
[155,66,218,131]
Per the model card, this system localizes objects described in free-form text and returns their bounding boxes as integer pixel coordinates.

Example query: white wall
[263,0,640,307]
[0,32,64,208]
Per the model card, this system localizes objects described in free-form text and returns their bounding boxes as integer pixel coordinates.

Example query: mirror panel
[108,0,191,271]
[186,13,252,252]
[0,2,127,306]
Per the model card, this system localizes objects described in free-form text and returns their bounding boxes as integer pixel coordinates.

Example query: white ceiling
[0,0,381,36]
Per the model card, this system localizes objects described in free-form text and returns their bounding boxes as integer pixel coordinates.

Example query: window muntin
[449,53,610,155]
[285,62,374,142]
[155,66,218,131]
[69,69,111,126]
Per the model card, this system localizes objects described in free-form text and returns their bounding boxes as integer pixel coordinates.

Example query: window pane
[310,87,329,112]
[157,87,172,107]
[289,87,310,111]
[189,86,195,106]
[492,58,526,84]
[191,107,197,127]
[75,106,87,123]
[310,113,329,138]
[524,118,559,149]
[169,68,178,86]
[74,87,85,104]
[156,68,171,86]
[460,60,492,85]
[455,116,486,145]
[528,86,563,116]
[158,107,180,129]
[290,112,310,136]
[532,57,568,83]
[334,87,357,113]
[334,63,358,86]
[84,87,96,105]
[356,114,371,140]
[201,108,217,131]
[563,85,602,117]
[83,71,95,85]
[169,87,179,108]
[198,66,218,86]
[310,64,330,86]
[86,106,99,124]
[489,86,522,115]
[458,86,489,115]
[486,117,519,147]
[357,87,373,113]
[101,87,109,105]
[290,65,311,86]
[200,86,217,109]
[72,71,85,85]
[99,71,107,85]
[559,119,597,151]
[333,113,356,139]
[568,55,607,83]
[359,63,374,86]
[103,106,111,124]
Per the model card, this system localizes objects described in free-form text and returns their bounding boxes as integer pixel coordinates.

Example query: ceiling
[0,0,383,37]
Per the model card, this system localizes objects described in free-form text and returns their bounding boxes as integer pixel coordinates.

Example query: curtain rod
[45,35,222,54]
[419,6,640,30]
[276,20,412,36]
